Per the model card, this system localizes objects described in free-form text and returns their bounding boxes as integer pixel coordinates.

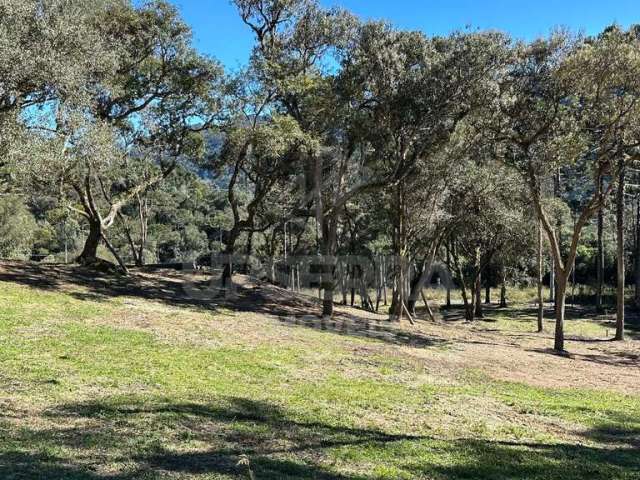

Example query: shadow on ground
[440,302,640,341]
[0,261,219,313]
[0,261,449,350]
[0,396,638,479]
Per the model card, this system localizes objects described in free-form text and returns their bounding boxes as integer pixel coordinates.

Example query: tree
[234,1,408,316]
[344,28,509,321]
[489,33,633,351]
[114,164,220,266]
[443,142,531,321]
[560,26,640,342]
[0,0,110,193]
[0,195,37,259]
[11,1,226,270]
[217,108,308,286]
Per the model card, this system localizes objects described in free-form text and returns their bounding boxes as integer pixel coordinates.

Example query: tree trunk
[246,230,254,255]
[101,231,129,274]
[341,262,348,305]
[407,270,421,316]
[461,282,474,321]
[484,283,491,304]
[421,289,436,322]
[554,273,568,351]
[615,159,625,340]
[450,241,473,320]
[320,215,338,318]
[390,279,399,318]
[445,243,452,308]
[241,231,254,275]
[552,168,562,306]
[549,256,555,303]
[537,219,544,332]
[635,196,640,309]
[474,271,483,318]
[382,257,388,306]
[77,219,102,265]
[350,263,356,306]
[359,273,374,312]
[408,253,438,316]
[596,177,604,313]
[389,259,408,322]
[473,247,483,318]
[375,257,381,311]
[390,182,409,322]
[500,267,507,308]
[221,228,240,288]
[119,212,141,266]
[136,193,149,267]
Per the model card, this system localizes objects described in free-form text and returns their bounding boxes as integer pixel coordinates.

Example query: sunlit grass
[0,280,638,479]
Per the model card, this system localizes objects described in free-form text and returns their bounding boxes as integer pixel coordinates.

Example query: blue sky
[170,0,638,69]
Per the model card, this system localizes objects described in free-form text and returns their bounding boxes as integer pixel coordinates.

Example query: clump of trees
[2,0,639,352]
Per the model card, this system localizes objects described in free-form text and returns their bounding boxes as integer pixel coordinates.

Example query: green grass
[0,281,638,479]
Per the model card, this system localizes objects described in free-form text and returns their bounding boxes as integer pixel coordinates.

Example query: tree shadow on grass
[0,261,447,350]
[3,397,416,479]
[45,397,428,456]
[272,312,449,348]
[0,395,636,480]
[444,303,640,342]
[0,261,220,314]
[412,436,640,480]
[0,451,140,480]
[585,424,640,449]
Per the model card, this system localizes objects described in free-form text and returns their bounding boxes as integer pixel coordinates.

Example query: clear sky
[170,0,638,69]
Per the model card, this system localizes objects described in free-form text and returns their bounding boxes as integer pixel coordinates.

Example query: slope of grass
[0,279,638,480]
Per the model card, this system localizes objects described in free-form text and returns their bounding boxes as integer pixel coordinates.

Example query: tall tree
[567,26,640,342]
[12,1,226,269]
[217,110,307,286]
[491,32,639,351]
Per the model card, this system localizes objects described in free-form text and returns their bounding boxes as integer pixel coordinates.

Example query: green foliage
[0,195,37,258]
[1,0,639,315]
[3,0,227,264]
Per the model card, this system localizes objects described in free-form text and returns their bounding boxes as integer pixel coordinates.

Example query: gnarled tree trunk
[77,218,101,265]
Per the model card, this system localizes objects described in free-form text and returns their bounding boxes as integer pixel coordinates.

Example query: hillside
[0,261,638,479]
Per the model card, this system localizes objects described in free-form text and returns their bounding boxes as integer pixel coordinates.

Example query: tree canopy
[3,0,640,352]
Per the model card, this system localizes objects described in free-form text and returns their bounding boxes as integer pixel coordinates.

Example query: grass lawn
[0,262,638,479]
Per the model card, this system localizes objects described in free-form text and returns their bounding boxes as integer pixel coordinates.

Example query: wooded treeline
[2,0,640,351]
